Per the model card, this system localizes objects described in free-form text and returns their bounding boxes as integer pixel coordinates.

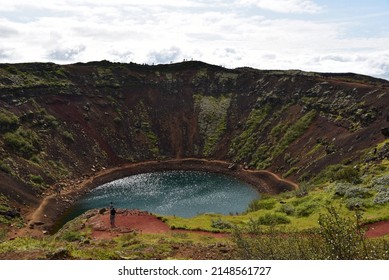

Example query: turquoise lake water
[65,170,259,220]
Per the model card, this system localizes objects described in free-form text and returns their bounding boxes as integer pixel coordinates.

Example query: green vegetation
[129,101,160,157]
[230,104,271,163]
[0,64,72,89]
[272,110,317,158]
[0,110,19,133]
[283,167,299,178]
[0,160,12,174]
[62,131,75,143]
[256,213,291,225]
[29,174,44,186]
[194,94,231,156]
[246,197,276,212]
[3,128,40,158]
[233,205,389,259]
[0,229,6,242]
[333,165,361,184]
[229,106,316,170]
[0,195,23,226]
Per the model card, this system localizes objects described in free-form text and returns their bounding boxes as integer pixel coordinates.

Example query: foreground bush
[233,205,389,260]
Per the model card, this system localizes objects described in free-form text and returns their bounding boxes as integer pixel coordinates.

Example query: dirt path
[85,209,228,240]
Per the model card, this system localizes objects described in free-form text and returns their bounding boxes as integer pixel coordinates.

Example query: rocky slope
[0,60,388,213]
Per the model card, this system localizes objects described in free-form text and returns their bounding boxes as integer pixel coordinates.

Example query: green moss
[0,64,72,89]
[0,160,12,174]
[3,128,40,158]
[62,131,75,142]
[0,109,19,133]
[307,143,323,156]
[333,166,361,184]
[29,174,44,185]
[272,110,317,158]
[230,104,271,162]
[194,94,231,156]
[283,167,300,178]
[130,101,160,157]
[270,122,287,138]
[0,194,10,212]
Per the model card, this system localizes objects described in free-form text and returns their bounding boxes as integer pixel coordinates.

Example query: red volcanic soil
[365,220,389,238]
[85,209,227,240]
[82,209,389,241]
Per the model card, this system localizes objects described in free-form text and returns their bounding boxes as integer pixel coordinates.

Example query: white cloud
[238,0,323,14]
[0,47,13,60]
[0,23,18,37]
[48,45,86,61]
[148,47,183,64]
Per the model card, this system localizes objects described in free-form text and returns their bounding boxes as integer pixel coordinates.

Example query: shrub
[0,160,12,174]
[30,154,40,164]
[233,204,389,260]
[311,164,343,184]
[0,110,19,133]
[371,174,389,191]
[3,128,40,158]
[62,131,75,142]
[29,174,44,185]
[246,198,276,212]
[373,189,389,205]
[295,183,311,198]
[344,186,372,199]
[296,202,317,217]
[345,198,366,210]
[279,204,295,216]
[61,231,84,242]
[256,213,291,225]
[334,183,372,199]
[232,220,325,260]
[211,218,233,230]
[318,206,367,259]
[333,182,354,196]
[333,166,361,184]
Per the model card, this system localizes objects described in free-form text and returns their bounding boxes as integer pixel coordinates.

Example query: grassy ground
[0,228,234,260]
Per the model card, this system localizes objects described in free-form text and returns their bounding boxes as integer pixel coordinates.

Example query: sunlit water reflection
[65,171,259,220]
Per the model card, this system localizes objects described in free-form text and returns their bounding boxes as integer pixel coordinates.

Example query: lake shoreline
[21,158,298,235]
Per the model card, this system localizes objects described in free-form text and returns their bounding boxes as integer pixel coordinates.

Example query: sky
[0,0,389,80]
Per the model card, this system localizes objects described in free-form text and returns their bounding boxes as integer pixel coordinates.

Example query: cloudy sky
[1,0,389,79]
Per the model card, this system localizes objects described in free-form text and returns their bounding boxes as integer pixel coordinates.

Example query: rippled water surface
[67,171,259,219]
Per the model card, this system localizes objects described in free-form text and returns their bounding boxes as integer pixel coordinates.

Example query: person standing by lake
[110,207,116,228]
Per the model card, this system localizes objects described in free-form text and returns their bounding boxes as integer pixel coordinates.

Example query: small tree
[318,205,367,259]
